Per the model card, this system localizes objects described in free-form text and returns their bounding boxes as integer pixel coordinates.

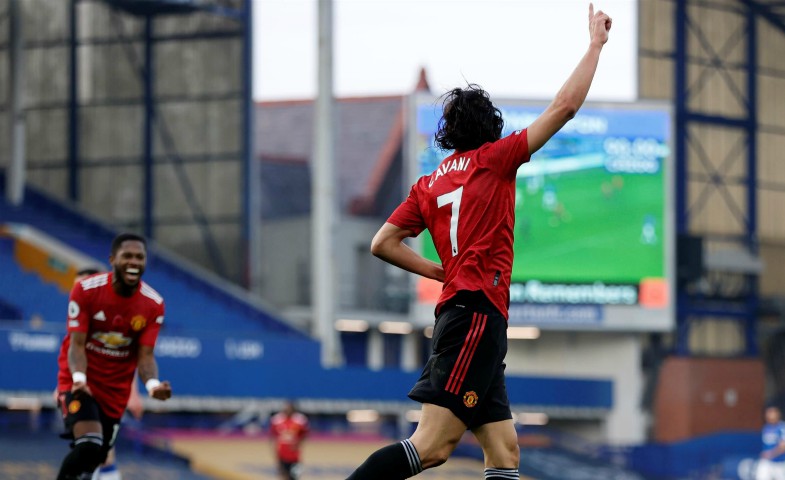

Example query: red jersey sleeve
[299,415,310,438]
[138,302,165,347]
[270,417,281,437]
[67,282,91,334]
[483,128,531,180]
[387,183,426,236]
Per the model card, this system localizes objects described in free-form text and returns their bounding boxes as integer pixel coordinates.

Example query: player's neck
[112,277,138,297]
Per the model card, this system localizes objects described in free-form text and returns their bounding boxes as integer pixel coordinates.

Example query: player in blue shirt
[759,406,785,480]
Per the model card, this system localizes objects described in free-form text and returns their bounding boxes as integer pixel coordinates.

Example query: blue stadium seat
[0,237,66,325]
[0,175,309,339]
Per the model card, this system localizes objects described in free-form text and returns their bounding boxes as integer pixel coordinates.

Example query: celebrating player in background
[758,406,785,480]
[60,268,141,480]
[270,401,310,480]
[348,4,611,479]
[55,233,172,480]
[62,267,142,480]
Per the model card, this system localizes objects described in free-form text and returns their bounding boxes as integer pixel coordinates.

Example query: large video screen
[409,97,673,331]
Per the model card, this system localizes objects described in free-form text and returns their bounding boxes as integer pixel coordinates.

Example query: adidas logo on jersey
[93,311,106,321]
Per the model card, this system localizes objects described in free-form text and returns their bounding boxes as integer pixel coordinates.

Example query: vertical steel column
[313,0,342,366]
[673,1,761,356]
[143,15,154,239]
[674,0,690,355]
[7,0,25,206]
[68,0,79,202]
[242,0,259,290]
[745,6,759,355]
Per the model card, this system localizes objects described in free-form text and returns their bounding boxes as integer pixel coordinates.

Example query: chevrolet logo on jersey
[130,315,146,331]
[92,331,132,348]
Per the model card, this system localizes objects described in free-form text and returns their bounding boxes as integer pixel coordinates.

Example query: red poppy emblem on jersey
[463,391,479,408]
[68,400,81,414]
[130,315,146,331]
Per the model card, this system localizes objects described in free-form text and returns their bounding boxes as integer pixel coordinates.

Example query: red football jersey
[270,412,309,463]
[56,272,165,419]
[387,129,530,318]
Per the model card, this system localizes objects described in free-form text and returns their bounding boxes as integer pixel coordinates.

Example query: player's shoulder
[139,281,164,305]
[292,412,308,425]
[78,272,110,292]
[413,174,431,190]
[482,128,527,152]
[501,128,527,141]
[271,412,286,424]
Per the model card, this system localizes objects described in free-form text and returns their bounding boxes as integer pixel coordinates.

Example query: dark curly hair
[111,232,146,255]
[434,84,504,152]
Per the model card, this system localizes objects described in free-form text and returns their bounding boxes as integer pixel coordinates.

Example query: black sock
[57,433,104,480]
[347,438,423,480]
[485,467,519,479]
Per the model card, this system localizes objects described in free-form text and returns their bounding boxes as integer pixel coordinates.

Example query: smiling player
[55,233,172,480]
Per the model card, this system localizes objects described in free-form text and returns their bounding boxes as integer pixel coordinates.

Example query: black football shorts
[57,390,121,452]
[409,290,512,429]
[279,460,302,480]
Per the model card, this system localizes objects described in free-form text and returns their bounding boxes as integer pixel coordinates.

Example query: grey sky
[253,0,636,101]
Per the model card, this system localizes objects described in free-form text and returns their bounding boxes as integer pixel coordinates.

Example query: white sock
[96,463,122,480]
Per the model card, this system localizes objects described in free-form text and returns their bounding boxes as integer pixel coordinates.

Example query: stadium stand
[0,172,616,417]
[0,173,310,338]
[0,427,212,480]
[0,234,67,326]
[0,172,637,480]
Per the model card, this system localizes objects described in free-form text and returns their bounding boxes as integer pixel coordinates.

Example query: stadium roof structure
[747,0,785,35]
[100,0,239,16]
[256,69,431,220]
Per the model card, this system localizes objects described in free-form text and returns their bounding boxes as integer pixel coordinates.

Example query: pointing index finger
[589,2,595,19]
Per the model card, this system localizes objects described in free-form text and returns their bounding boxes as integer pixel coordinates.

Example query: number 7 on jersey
[436,186,463,257]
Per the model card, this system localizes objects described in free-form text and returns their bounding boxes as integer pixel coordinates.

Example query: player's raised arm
[527,3,612,155]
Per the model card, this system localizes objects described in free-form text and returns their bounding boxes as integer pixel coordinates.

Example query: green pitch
[422,165,665,284]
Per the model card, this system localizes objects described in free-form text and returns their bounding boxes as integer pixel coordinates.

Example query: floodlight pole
[312,0,342,367]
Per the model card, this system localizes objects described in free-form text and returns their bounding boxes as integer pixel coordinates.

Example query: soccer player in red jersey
[270,401,310,480]
[54,267,142,480]
[347,4,612,479]
[55,233,172,480]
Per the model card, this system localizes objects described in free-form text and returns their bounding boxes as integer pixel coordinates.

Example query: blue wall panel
[0,327,612,408]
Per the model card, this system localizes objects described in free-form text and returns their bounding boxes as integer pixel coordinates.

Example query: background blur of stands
[0,171,766,480]
[0,176,612,418]
[0,179,619,477]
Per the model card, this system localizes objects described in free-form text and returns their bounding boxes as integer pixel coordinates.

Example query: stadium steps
[0,172,310,338]
[0,428,212,480]
[0,236,67,326]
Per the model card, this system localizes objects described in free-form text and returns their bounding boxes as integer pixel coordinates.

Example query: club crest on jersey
[429,156,471,188]
[68,399,81,414]
[130,315,147,331]
[463,391,479,408]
